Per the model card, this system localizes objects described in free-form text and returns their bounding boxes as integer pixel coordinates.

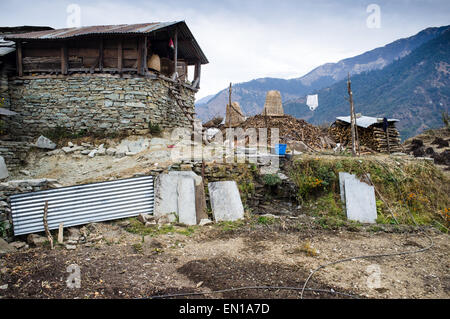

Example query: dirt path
[1,218,448,299]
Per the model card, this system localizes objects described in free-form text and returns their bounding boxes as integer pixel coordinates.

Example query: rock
[0,284,8,290]
[81,142,92,147]
[81,149,90,155]
[68,141,74,147]
[208,181,244,222]
[88,149,97,158]
[277,172,288,180]
[199,219,213,226]
[67,227,80,238]
[62,147,73,153]
[157,214,176,225]
[19,170,31,176]
[65,244,77,250]
[35,135,56,150]
[145,221,157,227]
[287,140,309,152]
[97,144,106,156]
[117,220,130,227]
[0,156,9,180]
[0,238,16,254]
[137,213,148,224]
[106,148,116,156]
[9,241,26,250]
[125,152,137,156]
[26,234,47,247]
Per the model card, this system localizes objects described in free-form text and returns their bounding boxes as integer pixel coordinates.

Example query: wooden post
[228,82,232,129]
[137,37,143,75]
[61,43,68,75]
[16,41,23,76]
[117,39,123,74]
[173,28,178,79]
[43,201,54,250]
[347,73,356,157]
[143,36,148,75]
[57,222,64,244]
[193,61,201,88]
[99,39,104,72]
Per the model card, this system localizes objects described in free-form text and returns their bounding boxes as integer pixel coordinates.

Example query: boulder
[26,234,47,247]
[0,238,16,254]
[35,135,56,150]
[0,156,9,180]
[208,181,244,222]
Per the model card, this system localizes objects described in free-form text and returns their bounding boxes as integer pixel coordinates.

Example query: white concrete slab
[0,156,9,180]
[177,177,197,225]
[208,181,244,222]
[344,178,377,223]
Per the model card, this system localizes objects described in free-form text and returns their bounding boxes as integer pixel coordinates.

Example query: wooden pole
[117,39,123,74]
[16,41,23,76]
[43,201,54,249]
[386,127,391,154]
[228,82,232,129]
[173,29,178,80]
[347,73,356,157]
[99,39,104,72]
[61,43,68,75]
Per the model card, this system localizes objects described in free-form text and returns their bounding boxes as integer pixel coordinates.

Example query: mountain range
[196,25,450,139]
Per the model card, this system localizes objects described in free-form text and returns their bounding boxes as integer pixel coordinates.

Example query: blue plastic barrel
[275,144,287,155]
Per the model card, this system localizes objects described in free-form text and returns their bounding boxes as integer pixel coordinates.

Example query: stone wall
[7,74,195,137]
[0,140,31,170]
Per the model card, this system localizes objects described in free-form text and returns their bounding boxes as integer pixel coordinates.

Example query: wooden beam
[61,43,68,75]
[137,38,143,75]
[16,41,23,76]
[173,28,178,79]
[117,39,123,74]
[99,39,104,72]
[143,36,148,75]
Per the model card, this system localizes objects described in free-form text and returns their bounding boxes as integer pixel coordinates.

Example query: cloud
[1,0,449,99]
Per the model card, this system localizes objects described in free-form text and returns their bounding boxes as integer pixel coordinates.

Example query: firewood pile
[228,114,332,149]
[329,120,402,153]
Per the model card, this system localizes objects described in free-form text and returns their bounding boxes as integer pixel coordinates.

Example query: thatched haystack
[225,102,245,127]
[262,90,284,116]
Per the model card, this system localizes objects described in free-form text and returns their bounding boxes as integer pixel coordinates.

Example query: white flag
[306,94,319,111]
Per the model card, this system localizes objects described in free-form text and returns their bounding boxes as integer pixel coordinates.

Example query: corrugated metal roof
[5,21,208,64]
[10,175,154,236]
[336,116,399,128]
[0,36,15,57]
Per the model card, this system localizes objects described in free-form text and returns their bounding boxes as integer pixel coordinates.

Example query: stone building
[0,21,208,140]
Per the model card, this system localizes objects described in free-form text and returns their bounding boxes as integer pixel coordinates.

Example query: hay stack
[225,102,245,127]
[262,90,284,116]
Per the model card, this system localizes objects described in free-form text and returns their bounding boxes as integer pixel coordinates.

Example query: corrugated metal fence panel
[10,175,154,236]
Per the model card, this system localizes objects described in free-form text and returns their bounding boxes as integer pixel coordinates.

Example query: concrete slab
[0,156,9,180]
[339,172,357,203]
[208,181,244,222]
[177,177,197,225]
[344,178,377,223]
[154,173,179,220]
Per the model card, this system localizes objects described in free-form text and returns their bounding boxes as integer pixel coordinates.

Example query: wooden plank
[99,39,104,72]
[143,37,148,74]
[118,40,123,73]
[61,43,68,75]
[16,41,23,76]
[194,61,201,88]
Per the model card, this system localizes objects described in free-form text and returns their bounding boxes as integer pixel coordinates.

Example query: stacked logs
[329,121,402,153]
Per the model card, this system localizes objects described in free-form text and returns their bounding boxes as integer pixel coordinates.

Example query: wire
[299,161,435,298]
[150,285,358,299]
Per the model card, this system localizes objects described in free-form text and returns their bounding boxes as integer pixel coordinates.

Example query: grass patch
[289,156,450,230]
[256,216,276,225]
[125,218,196,237]
[215,220,246,232]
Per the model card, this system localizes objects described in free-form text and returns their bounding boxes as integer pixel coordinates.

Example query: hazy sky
[1,0,449,99]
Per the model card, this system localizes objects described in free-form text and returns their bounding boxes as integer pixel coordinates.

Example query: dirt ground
[1,215,448,299]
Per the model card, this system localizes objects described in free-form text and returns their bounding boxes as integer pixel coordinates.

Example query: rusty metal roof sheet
[5,21,208,64]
